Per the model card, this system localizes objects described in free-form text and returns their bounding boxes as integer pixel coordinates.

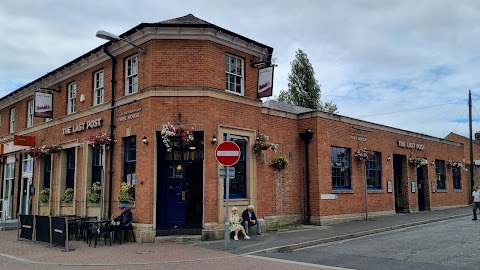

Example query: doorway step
[156,228,202,236]
[155,235,201,243]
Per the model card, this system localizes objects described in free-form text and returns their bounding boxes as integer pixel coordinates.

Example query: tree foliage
[277,49,338,113]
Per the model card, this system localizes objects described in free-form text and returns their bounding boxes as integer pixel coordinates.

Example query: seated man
[242,205,262,236]
[100,203,133,233]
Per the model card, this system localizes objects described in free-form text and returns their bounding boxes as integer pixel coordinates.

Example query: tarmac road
[260,217,480,270]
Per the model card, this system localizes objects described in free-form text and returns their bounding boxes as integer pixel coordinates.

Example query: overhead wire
[354,101,461,118]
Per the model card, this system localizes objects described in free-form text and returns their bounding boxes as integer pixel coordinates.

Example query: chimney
[475,132,480,141]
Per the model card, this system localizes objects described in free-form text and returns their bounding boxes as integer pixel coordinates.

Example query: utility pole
[469,89,474,204]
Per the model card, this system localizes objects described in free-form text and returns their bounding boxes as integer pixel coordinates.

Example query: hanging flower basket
[409,153,428,168]
[269,156,289,170]
[85,133,115,147]
[253,131,278,153]
[160,122,194,152]
[22,144,62,159]
[447,160,462,168]
[354,148,374,160]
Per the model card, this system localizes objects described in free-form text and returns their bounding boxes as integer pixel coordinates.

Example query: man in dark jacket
[242,205,262,236]
[100,203,133,233]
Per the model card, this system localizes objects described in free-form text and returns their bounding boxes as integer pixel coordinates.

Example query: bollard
[49,216,52,247]
[64,216,70,252]
[33,215,36,244]
[17,215,20,241]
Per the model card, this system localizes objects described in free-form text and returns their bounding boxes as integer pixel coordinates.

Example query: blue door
[165,163,186,226]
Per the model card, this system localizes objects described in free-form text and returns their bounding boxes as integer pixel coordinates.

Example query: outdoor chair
[88,224,111,248]
[114,225,135,244]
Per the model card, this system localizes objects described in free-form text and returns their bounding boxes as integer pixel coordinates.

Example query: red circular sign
[215,141,241,166]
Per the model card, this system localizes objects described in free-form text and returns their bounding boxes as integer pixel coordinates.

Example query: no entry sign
[215,141,241,166]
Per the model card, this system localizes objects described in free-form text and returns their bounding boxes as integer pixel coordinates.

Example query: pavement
[0,206,472,269]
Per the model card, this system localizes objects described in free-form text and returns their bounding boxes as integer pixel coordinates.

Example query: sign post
[215,141,241,250]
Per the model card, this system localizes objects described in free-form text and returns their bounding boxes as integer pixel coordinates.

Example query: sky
[1,0,480,139]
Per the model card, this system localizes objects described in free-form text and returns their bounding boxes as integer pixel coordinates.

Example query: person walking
[472,186,480,220]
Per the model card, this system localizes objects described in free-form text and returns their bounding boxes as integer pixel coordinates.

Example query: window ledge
[436,189,448,193]
[453,189,463,193]
[332,190,354,194]
[223,198,249,207]
[367,189,384,194]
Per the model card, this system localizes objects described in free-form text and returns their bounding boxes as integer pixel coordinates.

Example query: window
[4,162,14,182]
[125,56,138,95]
[435,160,446,190]
[366,152,382,189]
[66,148,75,189]
[331,146,351,189]
[68,82,76,114]
[123,136,136,200]
[223,134,247,198]
[27,100,34,128]
[22,153,33,173]
[9,108,15,134]
[43,156,51,189]
[225,54,244,95]
[453,167,461,190]
[94,70,104,105]
[92,147,103,186]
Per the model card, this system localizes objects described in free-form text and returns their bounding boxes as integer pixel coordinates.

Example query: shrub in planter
[118,182,135,203]
[62,188,74,203]
[86,181,101,203]
[39,188,50,203]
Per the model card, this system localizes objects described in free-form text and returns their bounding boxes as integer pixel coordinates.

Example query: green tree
[277,49,338,113]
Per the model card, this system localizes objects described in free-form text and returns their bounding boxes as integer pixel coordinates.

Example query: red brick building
[0,14,469,242]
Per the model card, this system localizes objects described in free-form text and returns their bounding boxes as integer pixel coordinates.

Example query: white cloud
[1,0,480,138]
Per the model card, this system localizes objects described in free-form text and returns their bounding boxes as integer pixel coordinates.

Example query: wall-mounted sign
[118,108,142,122]
[387,180,393,193]
[351,133,367,142]
[14,135,35,147]
[397,141,425,151]
[257,66,274,98]
[62,118,102,135]
[320,194,339,200]
[34,91,53,118]
[411,182,416,193]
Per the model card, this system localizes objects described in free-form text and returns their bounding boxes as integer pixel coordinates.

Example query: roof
[262,100,314,114]
[446,132,480,146]
[2,14,273,103]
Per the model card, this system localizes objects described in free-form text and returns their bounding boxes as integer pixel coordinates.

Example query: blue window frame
[66,148,75,189]
[92,147,103,186]
[453,167,461,189]
[123,136,136,200]
[435,160,446,190]
[43,156,51,189]
[366,152,382,189]
[331,146,351,189]
[223,134,247,199]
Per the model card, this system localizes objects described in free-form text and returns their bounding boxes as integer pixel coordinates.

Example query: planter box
[60,202,74,216]
[87,202,101,217]
[119,202,136,209]
[38,203,50,216]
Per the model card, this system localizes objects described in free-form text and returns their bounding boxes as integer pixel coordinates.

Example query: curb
[249,213,470,254]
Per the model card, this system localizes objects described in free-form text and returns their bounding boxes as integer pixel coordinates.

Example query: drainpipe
[300,129,314,225]
[103,47,116,219]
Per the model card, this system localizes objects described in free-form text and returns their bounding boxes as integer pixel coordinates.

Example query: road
[260,218,480,270]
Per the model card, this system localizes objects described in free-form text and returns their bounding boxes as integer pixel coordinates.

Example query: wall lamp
[387,155,391,161]
[211,135,217,144]
[431,160,435,165]
[142,135,148,145]
[96,30,146,53]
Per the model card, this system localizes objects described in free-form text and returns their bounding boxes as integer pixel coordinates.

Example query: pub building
[0,14,468,242]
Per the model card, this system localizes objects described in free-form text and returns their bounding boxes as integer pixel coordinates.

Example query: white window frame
[27,100,34,128]
[125,55,138,95]
[22,153,33,173]
[9,108,15,134]
[225,54,244,95]
[94,70,104,105]
[68,82,76,114]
